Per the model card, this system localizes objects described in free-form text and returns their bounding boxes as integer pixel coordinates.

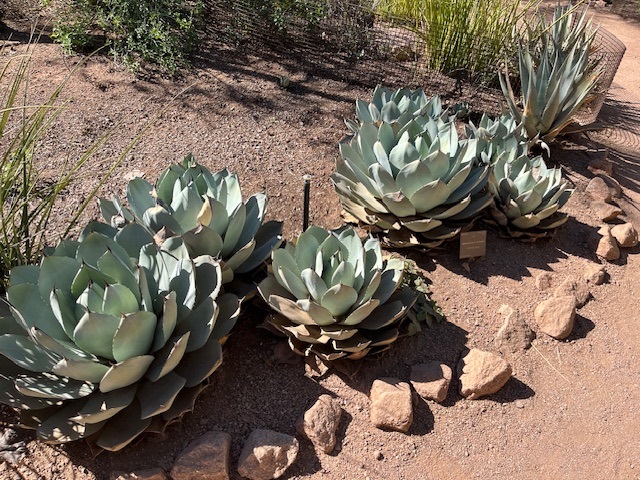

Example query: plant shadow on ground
[405,215,597,285]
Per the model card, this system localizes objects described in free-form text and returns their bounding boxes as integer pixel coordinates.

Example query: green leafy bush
[48,0,204,74]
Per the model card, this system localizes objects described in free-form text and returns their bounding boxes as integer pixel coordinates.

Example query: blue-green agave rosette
[258,226,417,361]
[0,231,240,452]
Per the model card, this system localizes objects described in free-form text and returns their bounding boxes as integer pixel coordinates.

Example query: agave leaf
[342,299,381,326]
[8,265,40,286]
[52,358,109,383]
[77,232,131,270]
[235,220,283,274]
[209,293,240,340]
[112,311,157,362]
[400,216,442,233]
[73,311,121,360]
[50,289,78,339]
[221,203,247,258]
[97,251,140,303]
[114,223,155,260]
[0,334,58,372]
[31,327,96,362]
[183,225,224,258]
[99,355,154,393]
[319,284,358,317]
[333,334,371,353]
[268,295,316,326]
[143,206,183,235]
[0,364,61,409]
[138,371,187,420]
[193,256,222,302]
[296,299,336,326]
[409,179,451,214]
[363,327,400,347]
[37,403,106,444]
[511,214,541,229]
[96,401,152,452]
[372,268,403,305]
[38,256,81,306]
[126,178,156,220]
[257,276,295,303]
[174,297,215,352]
[300,268,328,304]
[8,283,68,341]
[101,284,140,317]
[174,335,223,388]
[170,184,203,233]
[71,386,137,424]
[146,332,190,382]
[15,373,95,399]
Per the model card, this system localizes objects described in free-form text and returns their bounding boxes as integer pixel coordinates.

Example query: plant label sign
[459,230,487,259]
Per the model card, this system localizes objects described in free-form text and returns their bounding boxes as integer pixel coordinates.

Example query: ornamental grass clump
[257,226,417,361]
[99,155,283,286]
[0,231,239,452]
[333,87,493,249]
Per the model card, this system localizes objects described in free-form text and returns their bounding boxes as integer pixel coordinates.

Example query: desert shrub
[46,0,204,74]
[375,0,540,84]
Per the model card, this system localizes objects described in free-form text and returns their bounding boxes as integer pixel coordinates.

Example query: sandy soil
[1,2,640,479]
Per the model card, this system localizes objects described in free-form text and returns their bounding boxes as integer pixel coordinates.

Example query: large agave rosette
[332,108,493,248]
[257,226,417,361]
[100,155,283,284]
[0,230,239,452]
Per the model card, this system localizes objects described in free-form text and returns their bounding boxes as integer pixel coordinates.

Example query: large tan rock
[370,378,413,432]
[534,296,576,340]
[585,177,612,203]
[583,263,606,285]
[553,277,590,308]
[610,223,638,248]
[591,201,623,223]
[237,430,299,480]
[596,226,621,261]
[410,362,452,403]
[494,306,534,353]
[171,431,231,480]
[296,395,342,454]
[458,349,512,400]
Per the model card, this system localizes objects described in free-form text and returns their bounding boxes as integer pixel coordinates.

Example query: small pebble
[374,450,383,461]
[515,400,526,409]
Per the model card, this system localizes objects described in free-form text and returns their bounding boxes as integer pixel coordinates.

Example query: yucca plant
[333,88,493,249]
[0,230,240,452]
[500,4,601,143]
[99,155,283,286]
[258,226,417,361]
[486,149,573,239]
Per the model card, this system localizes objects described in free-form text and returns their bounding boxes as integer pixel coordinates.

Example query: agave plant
[100,155,283,285]
[487,150,573,239]
[333,96,493,248]
[499,5,601,143]
[466,112,525,163]
[345,86,450,134]
[257,226,417,361]
[0,230,240,452]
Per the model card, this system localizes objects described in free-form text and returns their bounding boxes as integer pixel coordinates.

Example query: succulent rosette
[100,155,283,285]
[258,226,417,361]
[0,230,239,452]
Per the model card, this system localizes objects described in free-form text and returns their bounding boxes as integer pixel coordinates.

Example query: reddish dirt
[1,2,640,479]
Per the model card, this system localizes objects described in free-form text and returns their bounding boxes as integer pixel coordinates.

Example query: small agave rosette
[487,152,573,239]
[333,115,493,248]
[257,226,417,361]
[100,155,283,284]
[0,232,240,452]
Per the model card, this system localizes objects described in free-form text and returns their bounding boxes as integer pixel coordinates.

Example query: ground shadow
[407,216,597,285]
[565,315,596,341]
[485,376,536,404]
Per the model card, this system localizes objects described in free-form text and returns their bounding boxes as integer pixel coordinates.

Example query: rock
[458,349,512,400]
[610,223,639,248]
[591,201,623,223]
[553,277,591,308]
[237,429,299,480]
[494,307,534,353]
[370,378,413,432]
[584,177,612,203]
[171,431,231,480]
[583,263,606,285]
[296,395,342,454]
[535,272,555,291]
[534,296,576,340]
[587,154,613,176]
[0,429,26,465]
[596,225,621,261]
[110,469,168,480]
[410,362,452,403]
[597,173,623,198]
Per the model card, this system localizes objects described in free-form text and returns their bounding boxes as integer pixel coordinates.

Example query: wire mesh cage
[200,0,625,123]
